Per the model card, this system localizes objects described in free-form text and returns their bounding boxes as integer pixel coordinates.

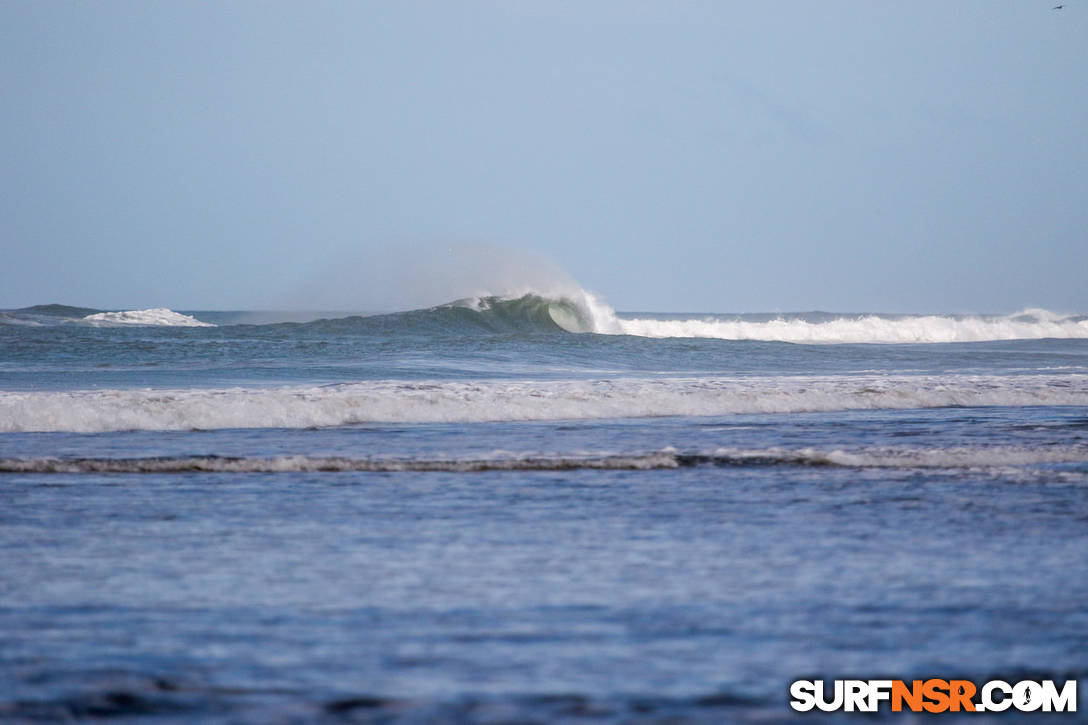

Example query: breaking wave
[1,374,1086,433]
[303,293,1088,343]
[612,308,1088,343]
[3,445,1086,474]
[82,308,215,327]
[513,293,1088,343]
[0,305,214,327]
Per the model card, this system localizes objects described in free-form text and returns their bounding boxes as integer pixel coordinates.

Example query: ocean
[1,294,1087,724]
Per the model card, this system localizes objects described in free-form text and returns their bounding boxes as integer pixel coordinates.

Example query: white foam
[710,445,1088,469]
[2,445,1085,473]
[611,312,1088,343]
[82,309,215,327]
[2,374,1086,433]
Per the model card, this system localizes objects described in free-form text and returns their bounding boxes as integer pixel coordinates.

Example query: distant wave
[0,305,214,327]
[5,293,1087,340]
[3,445,1086,474]
[467,291,1088,343]
[0,304,98,327]
[446,293,599,333]
[2,374,1085,432]
[13,303,100,318]
[283,292,604,336]
[300,292,1088,343]
[82,308,215,327]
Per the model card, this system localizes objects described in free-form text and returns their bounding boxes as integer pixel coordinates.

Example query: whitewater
[611,307,1088,343]
[82,308,215,327]
[2,374,1086,433]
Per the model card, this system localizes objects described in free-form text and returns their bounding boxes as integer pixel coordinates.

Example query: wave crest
[443,289,616,333]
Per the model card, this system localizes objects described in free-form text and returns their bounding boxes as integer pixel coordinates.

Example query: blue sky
[2,1,1085,313]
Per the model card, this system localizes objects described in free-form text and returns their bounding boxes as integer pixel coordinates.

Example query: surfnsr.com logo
[790,679,1077,713]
